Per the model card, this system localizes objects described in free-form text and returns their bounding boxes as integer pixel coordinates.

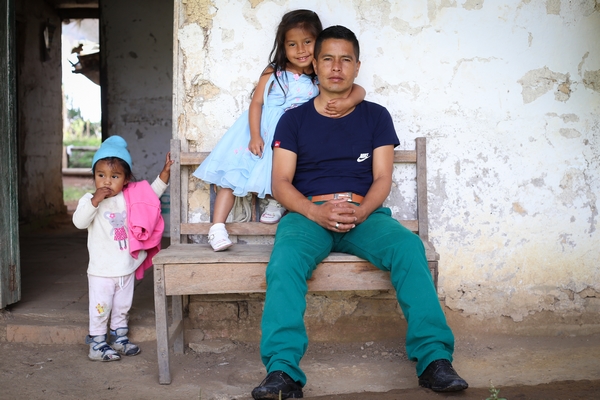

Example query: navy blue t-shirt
[273,99,399,197]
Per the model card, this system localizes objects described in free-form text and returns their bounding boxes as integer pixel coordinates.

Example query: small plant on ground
[485,382,507,400]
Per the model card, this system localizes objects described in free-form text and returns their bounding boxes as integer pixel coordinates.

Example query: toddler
[73,135,173,361]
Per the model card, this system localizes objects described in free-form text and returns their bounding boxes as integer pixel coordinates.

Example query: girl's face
[284,27,316,73]
[93,159,129,197]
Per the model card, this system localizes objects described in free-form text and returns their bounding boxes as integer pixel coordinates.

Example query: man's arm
[271,144,395,231]
[349,144,395,225]
[272,147,359,230]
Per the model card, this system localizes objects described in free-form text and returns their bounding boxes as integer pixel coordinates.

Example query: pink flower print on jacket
[104,211,128,250]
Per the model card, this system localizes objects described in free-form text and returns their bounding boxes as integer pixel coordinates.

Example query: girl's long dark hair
[264,10,322,99]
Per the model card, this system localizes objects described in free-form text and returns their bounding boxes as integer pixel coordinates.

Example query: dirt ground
[1,335,599,400]
[62,175,95,212]
[1,177,598,399]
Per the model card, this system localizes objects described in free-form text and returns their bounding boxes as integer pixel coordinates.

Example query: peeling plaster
[446,284,600,322]
[427,0,457,23]
[560,128,581,138]
[462,0,483,11]
[546,0,560,15]
[175,1,600,329]
[518,67,570,103]
[583,69,600,92]
[182,0,215,28]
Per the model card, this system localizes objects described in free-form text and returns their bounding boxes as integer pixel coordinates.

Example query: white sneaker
[85,334,121,362]
[260,199,286,224]
[110,327,141,356]
[208,223,233,251]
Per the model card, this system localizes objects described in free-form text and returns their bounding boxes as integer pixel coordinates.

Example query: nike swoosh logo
[357,153,371,162]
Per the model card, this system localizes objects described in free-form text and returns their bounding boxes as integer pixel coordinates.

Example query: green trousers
[260,207,455,386]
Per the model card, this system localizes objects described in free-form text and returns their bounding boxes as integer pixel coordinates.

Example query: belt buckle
[334,192,352,201]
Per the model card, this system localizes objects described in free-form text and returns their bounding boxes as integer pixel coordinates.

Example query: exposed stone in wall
[182,0,215,27]
[446,284,600,323]
[187,292,404,342]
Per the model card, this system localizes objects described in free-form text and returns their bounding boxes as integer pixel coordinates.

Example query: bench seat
[153,136,438,384]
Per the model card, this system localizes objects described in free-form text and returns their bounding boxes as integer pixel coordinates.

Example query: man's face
[313,38,361,97]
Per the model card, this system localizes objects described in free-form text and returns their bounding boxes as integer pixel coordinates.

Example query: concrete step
[2,311,157,344]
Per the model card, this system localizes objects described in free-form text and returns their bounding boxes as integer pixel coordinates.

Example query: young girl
[73,135,173,361]
[193,9,365,251]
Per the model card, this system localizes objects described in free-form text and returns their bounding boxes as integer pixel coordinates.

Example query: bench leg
[172,295,184,354]
[428,261,439,292]
[154,263,171,384]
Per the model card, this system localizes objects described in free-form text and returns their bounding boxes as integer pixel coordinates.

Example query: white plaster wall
[16,0,65,219]
[175,1,600,325]
[102,0,173,181]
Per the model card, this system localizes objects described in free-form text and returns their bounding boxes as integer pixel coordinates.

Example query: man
[251,25,468,400]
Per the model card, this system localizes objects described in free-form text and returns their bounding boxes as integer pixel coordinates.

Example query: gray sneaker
[85,334,121,361]
[109,327,141,356]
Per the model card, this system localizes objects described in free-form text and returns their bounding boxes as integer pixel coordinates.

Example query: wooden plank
[0,0,21,309]
[180,219,418,236]
[163,261,395,295]
[153,263,171,384]
[181,139,190,244]
[153,240,438,266]
[164,263,267,294]
[171,295,184,353]
[180,149,416,166]
[170,139,182,243]
[416,137,429,242]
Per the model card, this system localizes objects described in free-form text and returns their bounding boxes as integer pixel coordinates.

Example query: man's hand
[308,199,368,232]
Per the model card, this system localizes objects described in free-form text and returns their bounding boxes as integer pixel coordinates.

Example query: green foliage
[63,183,94,203]
[63,95,101,168]
[485,382,507,400]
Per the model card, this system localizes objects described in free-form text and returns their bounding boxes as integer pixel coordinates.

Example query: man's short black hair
[314,25,360,61]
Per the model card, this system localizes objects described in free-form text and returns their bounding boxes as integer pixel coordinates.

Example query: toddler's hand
[91,187,112,207]
[159,152,174,184]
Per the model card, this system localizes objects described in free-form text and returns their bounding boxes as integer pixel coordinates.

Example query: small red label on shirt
[274,141,281,148]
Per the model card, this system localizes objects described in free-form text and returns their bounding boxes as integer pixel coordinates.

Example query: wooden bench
[152,136,439,384]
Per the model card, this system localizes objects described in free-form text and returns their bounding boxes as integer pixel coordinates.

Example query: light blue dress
[193,71,319,198]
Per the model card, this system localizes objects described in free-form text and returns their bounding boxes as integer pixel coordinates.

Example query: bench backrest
[168,137,431,246]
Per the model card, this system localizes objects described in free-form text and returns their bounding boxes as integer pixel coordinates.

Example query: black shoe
[418,359,469,392]
[251,370,303,399]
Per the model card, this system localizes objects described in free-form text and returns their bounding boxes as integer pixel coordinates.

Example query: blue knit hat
[92,135,132,169]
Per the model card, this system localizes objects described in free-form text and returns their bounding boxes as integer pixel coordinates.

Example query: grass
[63,132,101,168]
[63,183,94,204]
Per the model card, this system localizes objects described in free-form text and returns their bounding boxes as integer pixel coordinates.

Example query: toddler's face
[284,27,316,73]
[93,159,129,197]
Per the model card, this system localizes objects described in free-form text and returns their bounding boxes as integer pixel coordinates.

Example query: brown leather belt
[310,192,364,204]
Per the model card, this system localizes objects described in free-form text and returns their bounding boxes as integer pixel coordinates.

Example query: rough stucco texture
[175,1,600,327]
[17,0,65,219]
[103,0,173,181]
